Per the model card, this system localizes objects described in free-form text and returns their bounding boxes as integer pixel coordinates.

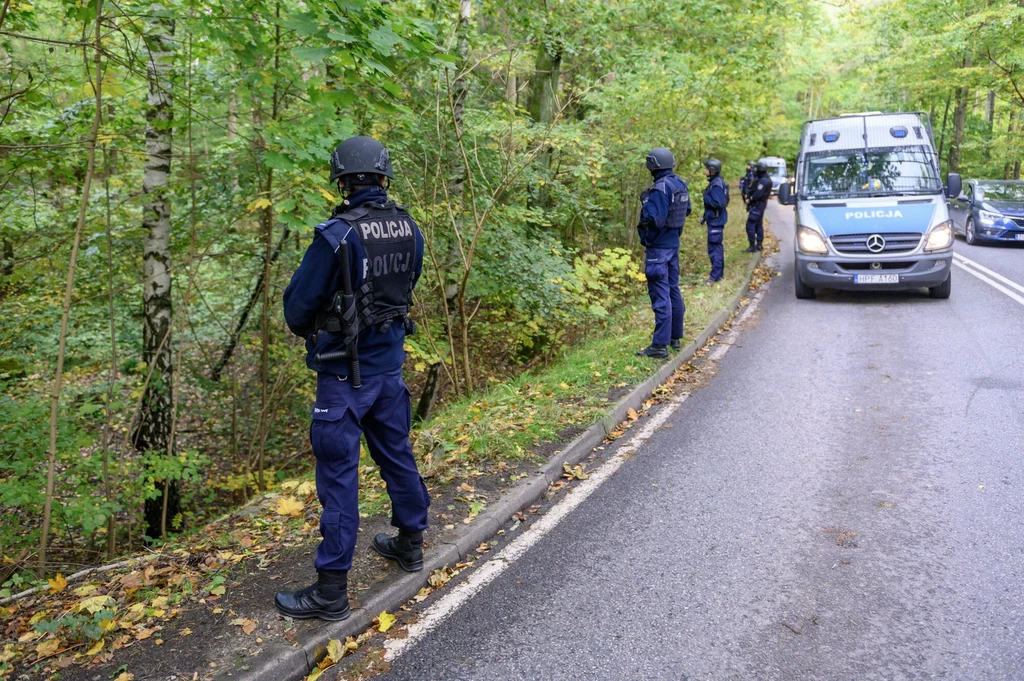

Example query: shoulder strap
[316,215,359,255]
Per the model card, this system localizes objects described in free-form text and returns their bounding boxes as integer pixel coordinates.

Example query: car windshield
[801,146,941,199]
[978,183,1024,202]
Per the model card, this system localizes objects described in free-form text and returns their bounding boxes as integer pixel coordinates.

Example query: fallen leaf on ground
[327,639,344,663]
[35,638,60,658]
[114,673,134,681]
[627,408,639,421]
[179,628,193,637]
[243,620,257,635]
[77,595,115,614]
[85,640,104,656]
[276,497,304,516]
[376,611,396,633]
[135,629,155,641]
[47,573,68,593]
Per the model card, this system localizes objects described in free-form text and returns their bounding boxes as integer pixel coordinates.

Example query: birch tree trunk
[135,10,178,538]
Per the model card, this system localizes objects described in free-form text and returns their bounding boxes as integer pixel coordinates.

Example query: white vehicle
[758,156,788,195]
[777,112,961,299]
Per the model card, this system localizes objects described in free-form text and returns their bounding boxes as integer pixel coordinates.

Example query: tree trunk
[527,41,562,209]
[414,363,443,423]
[39,0,104,573]
[948,56,971,173]
[136,9,177,539]
[984,90,995,163]
[209,225,290,381]
[937,91,952,162]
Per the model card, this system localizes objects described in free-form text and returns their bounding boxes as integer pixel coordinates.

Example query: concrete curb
[220,251,762,681]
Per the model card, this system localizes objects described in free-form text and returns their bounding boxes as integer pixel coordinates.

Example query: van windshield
[801,146,941,199]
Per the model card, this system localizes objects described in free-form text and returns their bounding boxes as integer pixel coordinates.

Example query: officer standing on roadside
[744,161,772,252]
[636,147,690,359]
[276,136,430,621]
[701,158,728,285]
[739,161,756,204]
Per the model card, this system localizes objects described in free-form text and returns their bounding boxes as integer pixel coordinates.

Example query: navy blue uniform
[702,175,728,282]
[283,186,430,573]
[638,170,690,346]
[746,174,772,248]
[740,169,755,204]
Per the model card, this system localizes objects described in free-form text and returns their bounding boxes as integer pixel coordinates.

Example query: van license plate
[854,274,899,284]
[1016,233,1024,241]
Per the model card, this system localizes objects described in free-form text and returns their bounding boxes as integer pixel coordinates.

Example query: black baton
[314,240,361,388]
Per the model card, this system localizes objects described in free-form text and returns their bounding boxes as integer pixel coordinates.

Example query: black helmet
[704,158,722,174]
[645,147,675,172]
[329,136,394,183]
[747,160,756,168]
[756,161,768,173]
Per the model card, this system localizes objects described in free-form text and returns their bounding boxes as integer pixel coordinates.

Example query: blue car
[947,180,1024,245]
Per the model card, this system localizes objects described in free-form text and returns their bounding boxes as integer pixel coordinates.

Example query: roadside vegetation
[0,0,1022,675]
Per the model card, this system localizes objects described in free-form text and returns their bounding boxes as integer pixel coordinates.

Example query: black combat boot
[636,344,668,359]
[274,570,350,621]
[373,529,424,572]
[670,339,681,351]
[755,243,763,251]
[743,244,757,253]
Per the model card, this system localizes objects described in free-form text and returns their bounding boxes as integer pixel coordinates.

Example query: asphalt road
[380,201,1024,681]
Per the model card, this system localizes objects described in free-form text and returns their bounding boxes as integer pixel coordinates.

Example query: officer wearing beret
[636,148,691,359]
[276,136,430,621]
[701,158,728,285]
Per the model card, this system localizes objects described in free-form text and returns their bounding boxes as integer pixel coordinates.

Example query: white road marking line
[953,252,1024,296]
[383,391,690,662]
[953,261,1024,307]
[706,290,764,362]
[383,288,768,663]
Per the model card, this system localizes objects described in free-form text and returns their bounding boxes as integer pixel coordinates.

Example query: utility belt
[313,302,416,341]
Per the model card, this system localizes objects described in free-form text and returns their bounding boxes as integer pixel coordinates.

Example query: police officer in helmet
[739,161,756,205]
[744,161,772,252]
[636,147,690,359]
[277,136,430,621]
[701,159,728,285]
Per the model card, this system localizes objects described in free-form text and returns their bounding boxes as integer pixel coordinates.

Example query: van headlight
[797,225,828,254]
[978,210,1002,226]
[924,220,953,252]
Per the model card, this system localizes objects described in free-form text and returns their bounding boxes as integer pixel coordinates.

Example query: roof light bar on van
[890,126,908,138]
[823,131,840,143]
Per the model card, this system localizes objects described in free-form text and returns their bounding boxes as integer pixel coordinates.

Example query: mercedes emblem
[866,234,886,253]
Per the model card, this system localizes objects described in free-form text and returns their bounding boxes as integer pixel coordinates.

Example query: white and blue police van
[778,112,962,299]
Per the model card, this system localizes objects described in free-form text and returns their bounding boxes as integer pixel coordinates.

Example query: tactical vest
[316,201,418,334]
[704,176,728,218]
[651,175,689,231]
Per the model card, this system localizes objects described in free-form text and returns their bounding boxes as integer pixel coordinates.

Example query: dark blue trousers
[745,205,765,246]
[707,228,724,281]
[310,369,429,572]
[644,247,684,346]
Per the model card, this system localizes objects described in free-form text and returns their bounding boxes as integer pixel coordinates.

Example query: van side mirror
[946,173,962,199]
[778,182,795,206]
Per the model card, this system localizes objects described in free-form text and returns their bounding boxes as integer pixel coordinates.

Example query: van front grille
[830,232,922,254]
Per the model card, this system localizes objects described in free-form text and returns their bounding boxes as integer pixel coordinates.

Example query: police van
[778,112,961,299]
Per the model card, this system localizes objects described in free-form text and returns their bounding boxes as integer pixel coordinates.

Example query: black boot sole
[274,601,350,622]
[372,540,424,572]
